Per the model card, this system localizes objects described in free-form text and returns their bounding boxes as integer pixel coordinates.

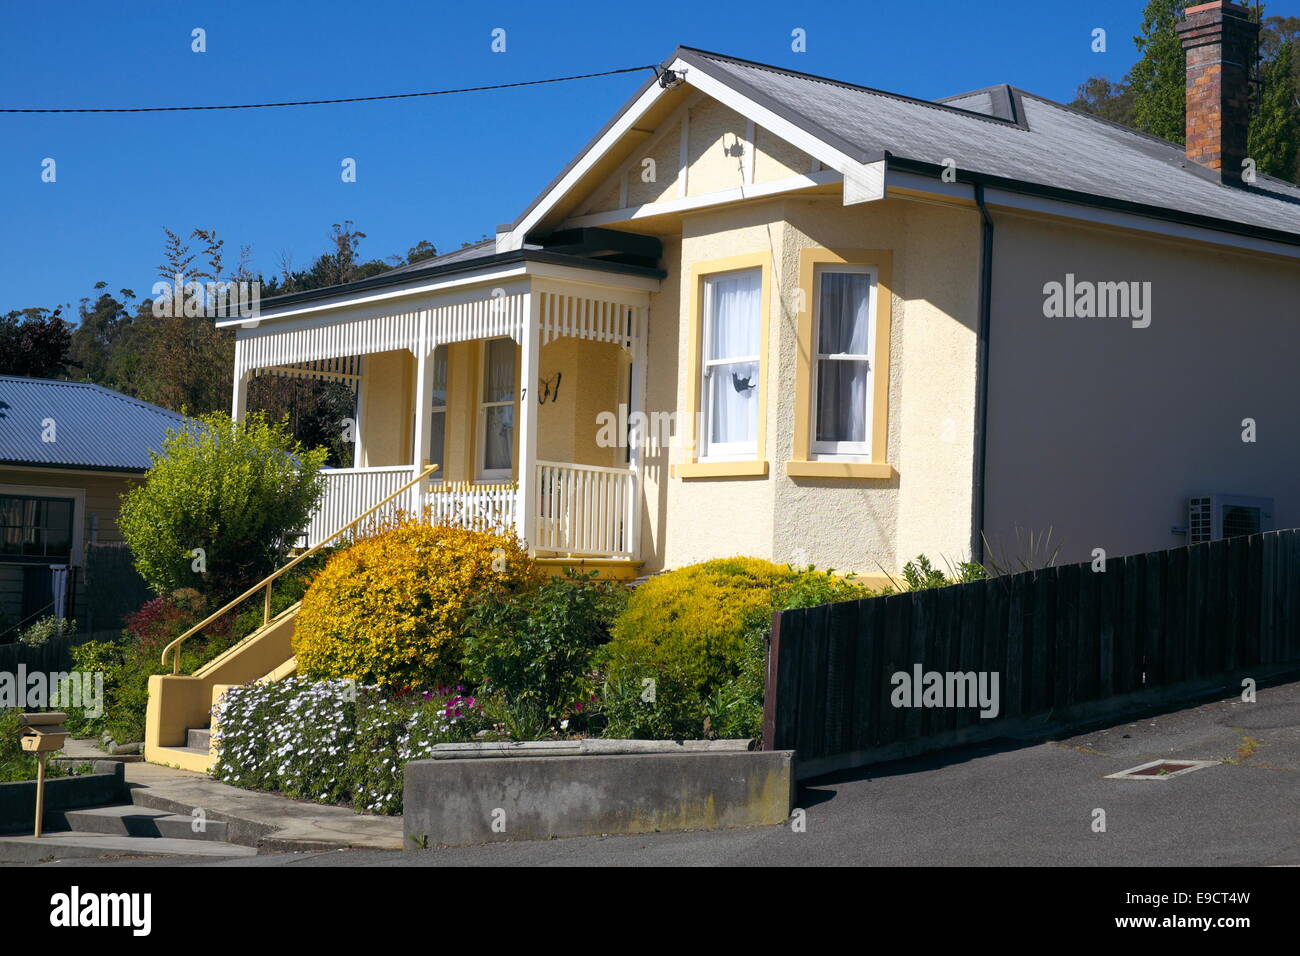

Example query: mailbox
[18,712,68,753]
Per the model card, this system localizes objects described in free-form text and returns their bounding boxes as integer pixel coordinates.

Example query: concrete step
[0,831,258,863]
[64,804,229,842]
[186,728,212,751]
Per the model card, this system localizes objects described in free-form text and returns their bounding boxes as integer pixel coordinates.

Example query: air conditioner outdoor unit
[1187,494,1274,545]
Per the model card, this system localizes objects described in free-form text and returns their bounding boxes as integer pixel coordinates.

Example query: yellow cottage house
[150,10,1300,766]
[227,26,1299,582]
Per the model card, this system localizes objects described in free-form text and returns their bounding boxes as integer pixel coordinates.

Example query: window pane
[816,359,868,443]
[483,339,515,403]
[430,411,446,472]
[818,272,870,355]
[44,500,72,558]
[706,270,761,362]
[708,360,758,446]
[484,405,514,472]
[431,346,448,407]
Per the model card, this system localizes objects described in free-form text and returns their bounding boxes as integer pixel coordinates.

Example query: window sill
[785,460,895,480]
[672,460,769,479]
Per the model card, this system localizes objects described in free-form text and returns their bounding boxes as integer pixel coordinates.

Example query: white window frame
[810,264,876,460]
[476,337,516,482]
[700,268,762,461]
[0,484,86,566]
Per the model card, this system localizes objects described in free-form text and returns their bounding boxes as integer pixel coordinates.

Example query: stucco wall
[984,212,1300,566]
[644,195,981,577]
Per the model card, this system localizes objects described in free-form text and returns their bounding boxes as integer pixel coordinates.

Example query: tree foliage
[1071,3,1300,183]
[118,411,327,597]
[0,307,73,378]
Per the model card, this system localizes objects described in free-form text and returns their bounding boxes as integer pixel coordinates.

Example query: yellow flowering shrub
[600,558,874,738]
[605,558,796,693]
[293,519,538,688]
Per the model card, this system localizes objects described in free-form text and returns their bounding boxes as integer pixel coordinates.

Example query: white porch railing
[535,460,636,558]
[307,462,637,559]
[305,466,415,547]
[424,482,517,531]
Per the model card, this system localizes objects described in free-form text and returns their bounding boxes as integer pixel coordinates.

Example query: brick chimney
[1176,1,1259,183]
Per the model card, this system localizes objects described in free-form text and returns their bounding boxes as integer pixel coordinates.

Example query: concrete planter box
[0,761,126,835]
[404,743,794,847]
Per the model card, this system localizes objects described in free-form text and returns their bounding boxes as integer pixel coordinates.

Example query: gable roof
[682,48,1300,240]
[505,46,1300,251]
[0,376,187,473]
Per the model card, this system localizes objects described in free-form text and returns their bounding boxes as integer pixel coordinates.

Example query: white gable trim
[501,55,873,249]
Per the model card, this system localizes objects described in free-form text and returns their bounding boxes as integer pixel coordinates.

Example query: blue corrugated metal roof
[0,376,188,472]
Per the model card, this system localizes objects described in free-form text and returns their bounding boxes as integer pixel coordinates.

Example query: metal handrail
[160,463,438,674]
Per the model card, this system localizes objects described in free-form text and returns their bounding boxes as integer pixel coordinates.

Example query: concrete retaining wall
[404,749,794,847]
[0,760,125,834]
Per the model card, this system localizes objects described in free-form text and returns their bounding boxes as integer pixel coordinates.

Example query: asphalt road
[47,679,1300,867]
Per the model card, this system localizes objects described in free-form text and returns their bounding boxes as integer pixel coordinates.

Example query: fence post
[761,609,784,750]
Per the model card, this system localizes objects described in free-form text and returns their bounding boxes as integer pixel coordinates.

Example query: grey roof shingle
[0,376,187,472]
[678,48,1300,241]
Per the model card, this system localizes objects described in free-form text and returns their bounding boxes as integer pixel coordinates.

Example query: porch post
[231,371,249,422]
[626,308,647,561]
[516,293,541,548]
[411,312,434,516]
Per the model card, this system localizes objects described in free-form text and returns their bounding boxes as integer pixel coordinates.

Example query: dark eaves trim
[254,249,667,313]
[0,460,148,474]
[887,154,1300,250]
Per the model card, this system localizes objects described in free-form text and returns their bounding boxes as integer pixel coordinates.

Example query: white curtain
[483,339,515,472]
[815,272,870,444]
[705,271,761,448]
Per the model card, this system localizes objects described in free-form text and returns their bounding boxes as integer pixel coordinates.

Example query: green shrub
[462,571,624,727]
[898,554,987,591]
[17,616,77,646]
[294,520,538,689]
[600,559,874,740]
[119,411,328,598]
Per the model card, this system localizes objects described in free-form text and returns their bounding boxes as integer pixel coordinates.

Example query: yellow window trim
[793,248,894,480]
[671,460,769,479]
[784,460,895,480]
[680,251,772,479]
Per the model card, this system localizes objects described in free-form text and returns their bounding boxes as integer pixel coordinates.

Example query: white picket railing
[308,462,637,559]
[305,465,416,547]
[424,482,517,531]
[535,460,636,558]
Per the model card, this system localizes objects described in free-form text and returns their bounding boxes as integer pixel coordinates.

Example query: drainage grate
[1105,759,1218,780]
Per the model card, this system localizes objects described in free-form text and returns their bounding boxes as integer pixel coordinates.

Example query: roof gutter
[251,248,666,314]
[972,184,994,566]
[885,154,1300,251]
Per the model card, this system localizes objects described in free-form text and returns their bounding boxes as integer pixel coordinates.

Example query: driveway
[45,678,1300,867]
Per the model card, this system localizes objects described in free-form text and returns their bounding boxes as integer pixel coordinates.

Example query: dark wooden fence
[0,633,87,677]
[82,543,151,635]
[763,529,1300,777]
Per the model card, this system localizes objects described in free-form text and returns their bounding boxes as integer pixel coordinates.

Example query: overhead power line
[0,65,658,113]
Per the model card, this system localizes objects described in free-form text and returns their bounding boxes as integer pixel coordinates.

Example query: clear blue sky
[2,0,1297,316]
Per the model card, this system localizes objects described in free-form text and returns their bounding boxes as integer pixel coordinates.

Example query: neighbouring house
[0,375,183,638]
[222,1,1296,582]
